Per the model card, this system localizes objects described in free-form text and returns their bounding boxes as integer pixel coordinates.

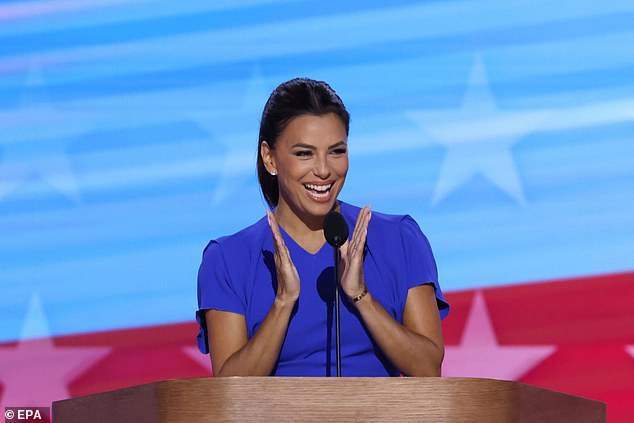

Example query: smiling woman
[195,78,450,377]
[260,113,349,241]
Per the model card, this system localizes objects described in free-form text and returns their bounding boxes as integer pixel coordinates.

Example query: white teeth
[304,183,332,192]
[309,191,329,199]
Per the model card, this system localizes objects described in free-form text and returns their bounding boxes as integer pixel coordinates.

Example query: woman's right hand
[267,210,300,305]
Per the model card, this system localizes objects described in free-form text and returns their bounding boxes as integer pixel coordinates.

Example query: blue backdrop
[1,0,633,342]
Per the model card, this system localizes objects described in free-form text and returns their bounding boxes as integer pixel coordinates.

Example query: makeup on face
[269,113,349,221]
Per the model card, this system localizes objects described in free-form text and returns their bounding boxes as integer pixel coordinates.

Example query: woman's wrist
[347,284,369,303]
[274,294,298,310]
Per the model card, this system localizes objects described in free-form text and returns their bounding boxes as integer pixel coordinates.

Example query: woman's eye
[331,148,347,155]
[294,150,312,157]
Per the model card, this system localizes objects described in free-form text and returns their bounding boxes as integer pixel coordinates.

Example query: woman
[196,78,449,377]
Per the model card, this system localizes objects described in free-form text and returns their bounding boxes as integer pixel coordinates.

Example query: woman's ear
[260,141,277,176]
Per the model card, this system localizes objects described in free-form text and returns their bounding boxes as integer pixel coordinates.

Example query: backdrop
[1,0,633,421]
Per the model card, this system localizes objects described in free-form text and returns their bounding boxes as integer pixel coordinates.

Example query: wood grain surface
[53,377,606,423]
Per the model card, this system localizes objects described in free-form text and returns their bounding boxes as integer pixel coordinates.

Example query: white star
[408,55,548,205]
[182,346,213,376]
[190,64,272,205]
[0,60,94,203]
[0,293,110,409]
[443,291,556,380]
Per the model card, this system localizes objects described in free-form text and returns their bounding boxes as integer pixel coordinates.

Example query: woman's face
[261,112,349,222]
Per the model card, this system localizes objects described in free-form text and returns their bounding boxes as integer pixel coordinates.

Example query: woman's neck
[273,200,340,253]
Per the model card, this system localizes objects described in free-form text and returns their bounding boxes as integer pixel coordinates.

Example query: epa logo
[4,407,50,423]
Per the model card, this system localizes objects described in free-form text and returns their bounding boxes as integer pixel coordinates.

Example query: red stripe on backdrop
[442,271,634,423]
[442,271,634,345]
[61,324,211,396]
[1,271,633,422]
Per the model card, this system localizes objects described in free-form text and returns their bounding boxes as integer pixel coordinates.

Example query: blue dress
[196,201,449,376]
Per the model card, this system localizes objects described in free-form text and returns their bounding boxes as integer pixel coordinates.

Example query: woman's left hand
[340,205,371,301]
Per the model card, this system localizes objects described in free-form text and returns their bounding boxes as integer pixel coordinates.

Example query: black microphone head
[323,211,349,248]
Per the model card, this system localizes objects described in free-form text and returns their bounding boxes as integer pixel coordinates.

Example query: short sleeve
[399,216,450,320]
[196,240,246,353]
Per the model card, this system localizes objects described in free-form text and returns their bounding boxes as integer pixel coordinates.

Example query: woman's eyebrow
[290,141,347,149]
[290,143,316,149]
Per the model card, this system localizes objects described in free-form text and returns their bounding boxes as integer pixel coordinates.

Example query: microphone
[324,211,349,248]
[323,211,349,377]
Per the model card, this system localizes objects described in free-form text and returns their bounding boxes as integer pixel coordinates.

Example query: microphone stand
[323,209,348,378]
[333,246,342,377]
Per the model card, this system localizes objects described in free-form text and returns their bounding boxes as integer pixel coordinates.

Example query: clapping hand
[267,210,301,305]
[340,206,371,301]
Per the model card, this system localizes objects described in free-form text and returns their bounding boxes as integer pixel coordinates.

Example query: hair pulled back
[257,78,350,208]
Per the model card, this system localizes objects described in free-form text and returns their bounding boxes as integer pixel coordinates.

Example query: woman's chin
[301,197,338,220]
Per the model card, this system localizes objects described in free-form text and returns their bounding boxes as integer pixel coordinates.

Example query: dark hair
[257,78,350,208]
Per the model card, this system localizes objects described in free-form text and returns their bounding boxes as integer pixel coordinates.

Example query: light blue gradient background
[1,0,633,342]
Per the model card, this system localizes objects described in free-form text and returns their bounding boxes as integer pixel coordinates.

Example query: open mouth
[303,183,333,200]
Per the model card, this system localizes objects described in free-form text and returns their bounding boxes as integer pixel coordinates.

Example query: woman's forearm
[354,292,443,377]
[215,298,295,376]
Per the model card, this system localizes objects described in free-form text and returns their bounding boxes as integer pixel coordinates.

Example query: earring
[270,170,277,176]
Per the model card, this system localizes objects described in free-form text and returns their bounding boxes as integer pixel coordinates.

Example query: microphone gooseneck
[323,210,349,377]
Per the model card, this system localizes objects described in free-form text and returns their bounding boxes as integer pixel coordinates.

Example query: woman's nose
[313,155,331,178]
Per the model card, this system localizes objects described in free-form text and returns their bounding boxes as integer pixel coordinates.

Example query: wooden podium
[53,377,606,422]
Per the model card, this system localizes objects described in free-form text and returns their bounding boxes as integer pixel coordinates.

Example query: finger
[267,209,279,238]
[357,206,370,234]
[351,206,369,252]
[362,207,371,235]
[357,206,370,233]
[339,241,349,274]
[272,236,292,274]
[358,209,371,248]
[350,207,365,248]
[266,209,275,236]
[352,208,372,259]
[358,208,371,252]
[359,206,371,235]
[340,239,349,258]
[267,210,284,250]
[281,241,293,265]
[268,211,296,266]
